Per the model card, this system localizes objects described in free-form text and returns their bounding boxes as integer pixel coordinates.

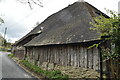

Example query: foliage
[90,9,120,59]
[0,40,12,52]
[8,54,14,58]
[0,17,4,25]
[21,60,69,79]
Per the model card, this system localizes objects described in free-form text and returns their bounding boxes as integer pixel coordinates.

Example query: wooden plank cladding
[26,44,100,71]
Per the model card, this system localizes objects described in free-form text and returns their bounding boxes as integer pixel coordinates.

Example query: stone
[47,63,55,70]
[41,62,48,70]
[54,65,100,78]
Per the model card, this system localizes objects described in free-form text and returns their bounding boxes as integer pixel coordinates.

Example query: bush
[21,60,69,80]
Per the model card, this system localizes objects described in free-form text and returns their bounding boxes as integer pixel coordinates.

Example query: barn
[13,1,110,71]
[12,25,43,59]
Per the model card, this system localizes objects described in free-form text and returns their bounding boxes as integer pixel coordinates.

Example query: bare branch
[17,0,28,4]
[31,0,43,7]
[17,0,43,9]
[28,0,33,9]
[37,0,42,4]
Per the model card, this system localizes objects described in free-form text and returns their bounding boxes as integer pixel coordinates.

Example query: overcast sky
[0,0,119,43]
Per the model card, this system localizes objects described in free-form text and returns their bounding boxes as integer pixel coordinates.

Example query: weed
[21,60,69,80]
[8,54,14,57]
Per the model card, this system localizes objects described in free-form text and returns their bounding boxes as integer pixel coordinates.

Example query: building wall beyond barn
[12,46,26,60]
[25,44,100,71]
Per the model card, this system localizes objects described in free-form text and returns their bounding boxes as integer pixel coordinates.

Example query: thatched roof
[24,2,109,47]
[13,23,43,46]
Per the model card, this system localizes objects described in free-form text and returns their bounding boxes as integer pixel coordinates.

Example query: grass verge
[8,54,14,58]
[21,60,69,80]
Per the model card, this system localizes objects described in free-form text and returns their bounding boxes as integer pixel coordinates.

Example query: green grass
[21,60,69,80]
[8,54,14,57]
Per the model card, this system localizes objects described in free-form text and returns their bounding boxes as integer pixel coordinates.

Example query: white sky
[0,0,120,43]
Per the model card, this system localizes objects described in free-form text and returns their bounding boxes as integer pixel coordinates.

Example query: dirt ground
[54,65,100,78]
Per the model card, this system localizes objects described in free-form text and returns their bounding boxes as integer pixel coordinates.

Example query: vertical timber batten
[25,43,100,71]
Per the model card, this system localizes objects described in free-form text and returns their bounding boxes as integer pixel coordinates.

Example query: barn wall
[13,46,26,60]
[26,44,100,71]
[11,34,40,60]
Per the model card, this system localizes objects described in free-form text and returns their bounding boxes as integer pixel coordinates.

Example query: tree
[90,10,120,78]
[90,10,120,58]
[0,17,4,25]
